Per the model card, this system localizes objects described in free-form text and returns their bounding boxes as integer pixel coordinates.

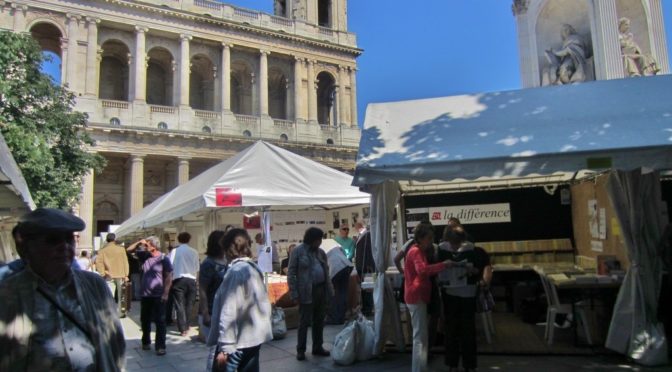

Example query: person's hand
[215,351,228,368]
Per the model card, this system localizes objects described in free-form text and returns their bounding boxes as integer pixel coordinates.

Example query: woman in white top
[206,228,272,372]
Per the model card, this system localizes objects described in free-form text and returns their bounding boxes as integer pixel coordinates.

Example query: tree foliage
[0,31,105,209]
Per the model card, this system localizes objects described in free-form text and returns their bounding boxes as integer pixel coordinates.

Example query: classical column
[129,155,144,216]
[591,0,624,80]
[85,18,100,97]
[79,169,95,250]
[259,50,270,116]
[66,14,80,89]
[11,3,28,31]
[293,57,304,121]
[177,158,190,185]
[307,60,317,123]
[179,34,192,107]
[338,66,348,126]
[133,26,148,102]
[349,67,358,127]
[221,43,232,111]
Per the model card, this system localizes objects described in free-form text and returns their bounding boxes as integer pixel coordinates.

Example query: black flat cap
[17,208,86,234]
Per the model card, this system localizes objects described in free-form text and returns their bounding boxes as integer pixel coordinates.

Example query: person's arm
[287,246,300,300]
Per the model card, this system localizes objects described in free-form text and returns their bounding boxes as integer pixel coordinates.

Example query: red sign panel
[215,187,242,207]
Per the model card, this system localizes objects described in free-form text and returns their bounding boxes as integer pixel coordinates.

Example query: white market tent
[0,132,35,261]
[353,75,672,364]
[114,140,370,237]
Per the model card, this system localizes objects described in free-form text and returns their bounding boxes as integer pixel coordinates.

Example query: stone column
[307,60,317,123]
[129,155,144,216]
[79,169,95,250]
[221,43,232,111]
[85,18,100,97]
[293,57,304,121]
[179,34,192,107]
[66,14,80,89]
[591,0,624,80]
[177,158,190,185]
[649,0,670,74]
[349,67,358,127]
[133,26,148,102]
[338,66,348,126]
[259,50,270,117]
[11,3,27,31]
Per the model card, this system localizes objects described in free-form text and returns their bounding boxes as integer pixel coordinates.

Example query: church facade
[0,0,361,248]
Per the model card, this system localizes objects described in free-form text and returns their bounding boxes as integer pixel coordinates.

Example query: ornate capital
[135,25,148,34]
[511,0,529,16]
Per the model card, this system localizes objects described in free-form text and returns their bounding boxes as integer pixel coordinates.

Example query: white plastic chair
[538,272,592,345]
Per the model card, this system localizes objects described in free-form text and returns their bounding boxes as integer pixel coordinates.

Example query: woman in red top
[404,222,452,372]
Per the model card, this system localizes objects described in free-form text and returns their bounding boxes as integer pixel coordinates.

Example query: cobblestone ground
[120,303,668,372]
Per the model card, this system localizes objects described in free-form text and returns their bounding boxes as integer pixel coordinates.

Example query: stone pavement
[120,303,668,372]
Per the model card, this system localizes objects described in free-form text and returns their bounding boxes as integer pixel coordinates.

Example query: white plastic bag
[332,321,357,365]
[271,306,287,340]
[355,316,375,361]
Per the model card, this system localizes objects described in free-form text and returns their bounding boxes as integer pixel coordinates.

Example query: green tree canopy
[0,31,105,209]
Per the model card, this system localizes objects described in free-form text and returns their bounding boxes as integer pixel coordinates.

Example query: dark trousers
[141,297,167,349]
[443,294,477,369]
[172,277,197,332]
[327,267,352,324]
[297,284,327,353]
[212,345,261,372]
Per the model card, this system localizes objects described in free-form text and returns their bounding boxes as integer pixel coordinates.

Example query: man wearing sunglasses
[0,208,126,371]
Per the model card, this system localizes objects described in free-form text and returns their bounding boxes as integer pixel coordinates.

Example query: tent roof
[114,141,369,237]
[0,133,35,217]
[353,75,672,191]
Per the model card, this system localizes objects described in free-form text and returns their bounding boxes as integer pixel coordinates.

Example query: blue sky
[43,1,672,125]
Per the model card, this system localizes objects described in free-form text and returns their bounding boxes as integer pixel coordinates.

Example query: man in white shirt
[171,232,200,336]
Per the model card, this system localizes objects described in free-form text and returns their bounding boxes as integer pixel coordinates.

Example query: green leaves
[0,31,106,209]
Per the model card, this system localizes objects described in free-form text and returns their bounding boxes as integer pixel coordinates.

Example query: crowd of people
[0,207,491,372]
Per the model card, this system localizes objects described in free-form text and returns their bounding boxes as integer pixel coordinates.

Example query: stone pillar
[79,169,95,250]
[177,158,190,185]
[259,50,270,117]
[349,67,358,127]
[11,3,28,31]
[307,60,317,123]
[293,57,304,121]
[649,0,670,74]
[179,34,192,107]
[129,155,144,216]
[66,14,80,89]
[133,26,148,102]
[338,66,348,126]
[221,43,232,111]
[590,0,624,80]
[85,18,100,97]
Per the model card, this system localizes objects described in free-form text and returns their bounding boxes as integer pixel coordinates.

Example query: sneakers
[156,348,166,356]
[312,348,330,357]
[296,351,306,361]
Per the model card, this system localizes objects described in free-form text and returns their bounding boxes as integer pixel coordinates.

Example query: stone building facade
[0,0,361,249]
[512,0,669,88]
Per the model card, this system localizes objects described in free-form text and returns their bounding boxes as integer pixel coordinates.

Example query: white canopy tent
[353,75,672,364]
[114,140,370,238]
[0,132,35,261]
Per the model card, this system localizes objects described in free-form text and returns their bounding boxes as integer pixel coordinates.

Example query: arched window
[243,130,252,137]
[316,71,337,126]
[147,48,174,106]
[157,122,168,130]
[202,126,212,133]
[30,23,63,84]
[326,138,334,145]
[280,133,288,142]
[99,40,131,101]
[110,117,121,126]
[190,54,216,111]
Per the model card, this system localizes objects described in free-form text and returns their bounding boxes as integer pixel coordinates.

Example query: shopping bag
[332,321,357,365]
[355,315,375,361]
[271,306,287,340]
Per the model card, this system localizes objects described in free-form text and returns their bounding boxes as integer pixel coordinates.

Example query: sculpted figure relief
[542,24,591,86]
[619,17,659,77]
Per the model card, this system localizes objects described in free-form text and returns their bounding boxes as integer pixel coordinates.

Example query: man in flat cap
[0,208,126,371]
